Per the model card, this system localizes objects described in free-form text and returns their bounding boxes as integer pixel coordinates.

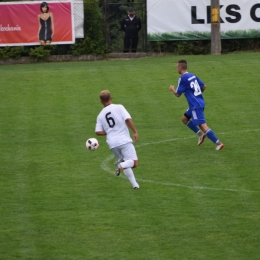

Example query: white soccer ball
[86,138,99,151]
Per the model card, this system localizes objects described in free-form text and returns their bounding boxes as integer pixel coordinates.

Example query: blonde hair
[99,90,111,102]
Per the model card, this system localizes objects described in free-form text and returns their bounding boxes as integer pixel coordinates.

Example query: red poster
[0,1,74,46]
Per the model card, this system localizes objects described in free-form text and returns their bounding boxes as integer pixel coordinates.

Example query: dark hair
[177,60,187,70]
[40,2,49,12]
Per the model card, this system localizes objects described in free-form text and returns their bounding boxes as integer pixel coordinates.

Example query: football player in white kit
[95,90,139,189]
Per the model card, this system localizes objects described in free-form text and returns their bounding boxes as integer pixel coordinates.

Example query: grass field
[1,52,260,260]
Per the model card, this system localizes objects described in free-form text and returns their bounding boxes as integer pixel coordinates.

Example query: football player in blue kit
[169,60,224,150]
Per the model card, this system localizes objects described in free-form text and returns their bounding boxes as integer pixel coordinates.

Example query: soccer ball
[86,138,99,151]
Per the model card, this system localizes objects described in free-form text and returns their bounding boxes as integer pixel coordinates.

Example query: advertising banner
[147,0,260,41]
[0,1,74,46]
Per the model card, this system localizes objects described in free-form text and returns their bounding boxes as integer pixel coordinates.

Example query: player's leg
[114,159,124,176]
[200,123,224,150]
[111,147,124,176]
[123,168,139,189]
[182,108,205,145]
[195,108,224,150]
[119,143,139,189]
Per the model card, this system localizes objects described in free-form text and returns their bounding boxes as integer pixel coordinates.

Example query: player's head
[177,60,187,74]
[100,90,112,105]
[40,2,49,13]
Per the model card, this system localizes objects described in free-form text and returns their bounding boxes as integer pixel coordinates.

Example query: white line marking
[100,129,260,193]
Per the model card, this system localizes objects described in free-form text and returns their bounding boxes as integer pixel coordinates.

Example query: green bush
[29,46,51,60]
[149,40,211,55]
[149,38,260,54]
[0,46,25,60]
[70,0,108,55]
[177,40,211,55]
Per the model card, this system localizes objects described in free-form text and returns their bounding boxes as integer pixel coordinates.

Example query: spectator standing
[121,7,142,53]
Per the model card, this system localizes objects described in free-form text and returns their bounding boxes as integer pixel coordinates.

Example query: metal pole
[144,1,147,52]
[211,0,221,55]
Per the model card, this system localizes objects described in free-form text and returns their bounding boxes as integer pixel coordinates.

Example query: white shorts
[111,142,138,161]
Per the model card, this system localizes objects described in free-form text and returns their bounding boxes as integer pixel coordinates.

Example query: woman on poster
[38,2,54,45]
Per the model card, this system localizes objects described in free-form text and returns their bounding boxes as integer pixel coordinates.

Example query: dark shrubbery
[29,46,52,60]
[70,0,108,55]
[0,46,26,60]
[149,38,260,55]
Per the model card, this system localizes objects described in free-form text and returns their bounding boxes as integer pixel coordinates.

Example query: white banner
[147,0,260,40]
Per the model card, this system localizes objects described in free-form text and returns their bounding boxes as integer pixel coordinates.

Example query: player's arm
[197,76,206,93]
[95,117,106,135]
[169,85,181,97]
[95,130,106,136]
[125,118,138,142]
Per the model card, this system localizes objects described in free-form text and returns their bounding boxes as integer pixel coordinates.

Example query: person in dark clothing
[38,2,54,45]
[121,7,142,53]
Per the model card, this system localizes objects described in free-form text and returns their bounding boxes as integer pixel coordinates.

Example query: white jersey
[95,104,132,149]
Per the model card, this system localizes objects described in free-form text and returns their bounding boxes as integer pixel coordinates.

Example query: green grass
[0,52,260,259]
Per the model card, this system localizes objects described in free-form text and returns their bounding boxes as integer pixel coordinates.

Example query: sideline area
[0,52,155,65]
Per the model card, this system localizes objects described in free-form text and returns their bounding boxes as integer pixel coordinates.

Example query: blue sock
[186,120,200,134]
[205,129,218,143]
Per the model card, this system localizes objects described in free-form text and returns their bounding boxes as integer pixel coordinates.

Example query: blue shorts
[184,107,206,126]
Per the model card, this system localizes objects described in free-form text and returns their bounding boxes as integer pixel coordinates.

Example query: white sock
[197,130,203,136]
[120,160,134,169]
[123,168,139,188]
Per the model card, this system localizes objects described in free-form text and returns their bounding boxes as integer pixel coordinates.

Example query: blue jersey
[176,72,205,110]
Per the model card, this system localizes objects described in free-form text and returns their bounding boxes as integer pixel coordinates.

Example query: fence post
[211,0,221,55]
